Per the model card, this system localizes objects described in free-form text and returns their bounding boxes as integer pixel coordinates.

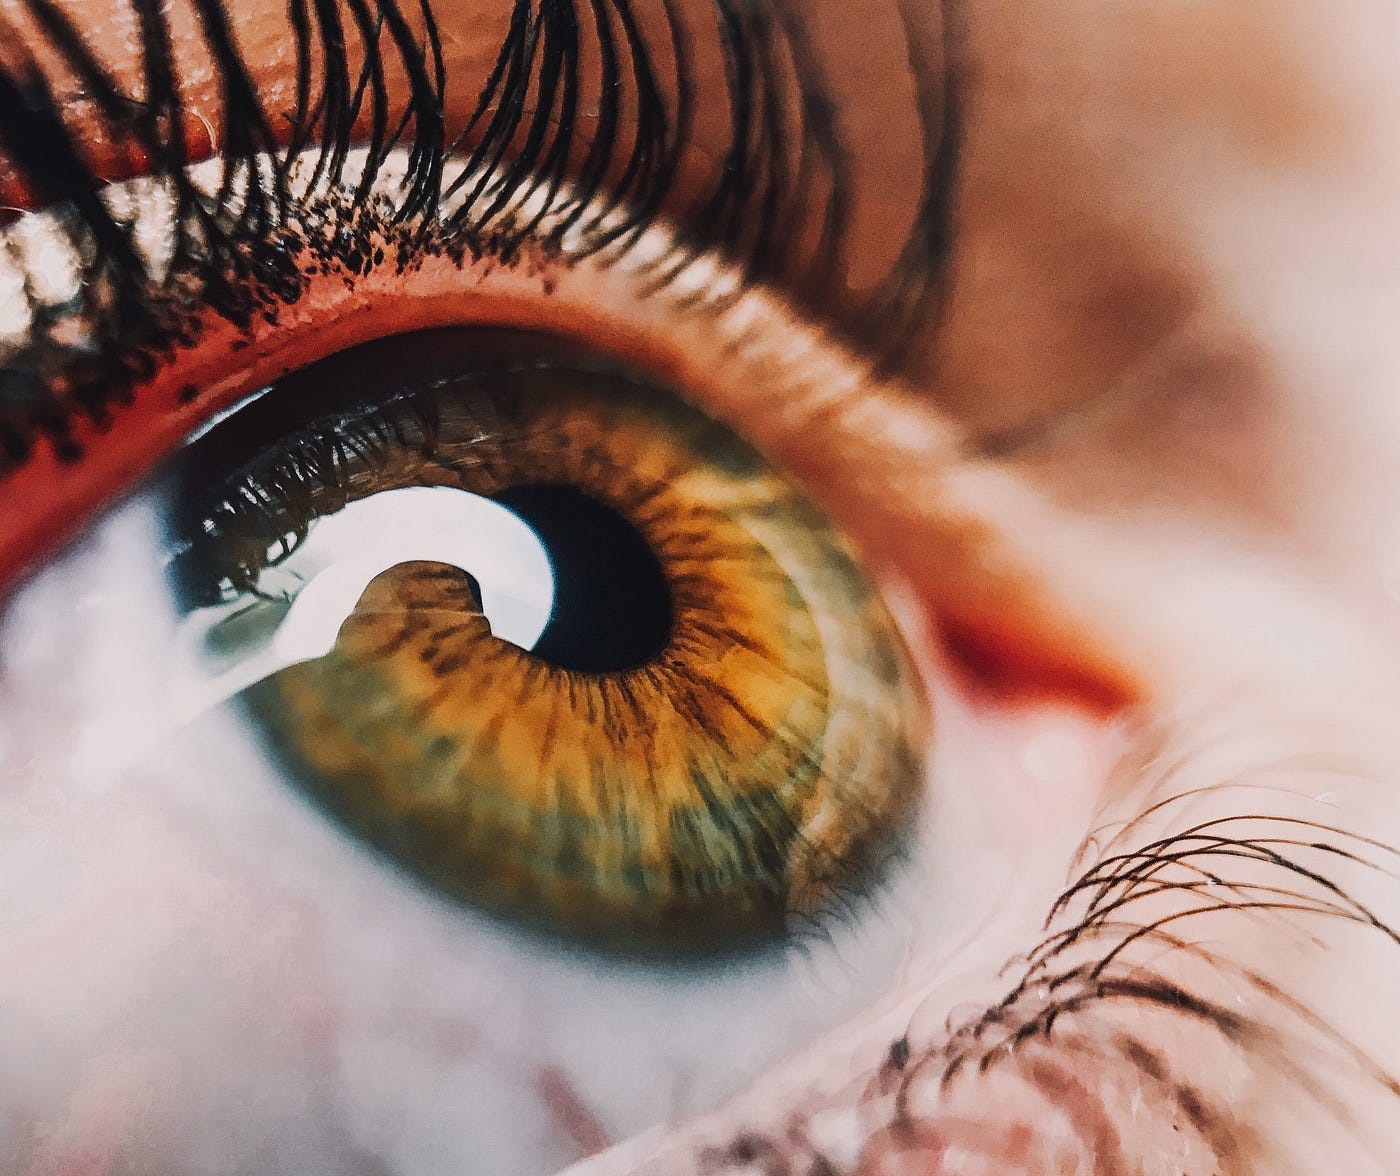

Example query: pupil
[492,484,673,673]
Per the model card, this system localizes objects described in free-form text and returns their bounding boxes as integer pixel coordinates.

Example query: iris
[164,328,926,951]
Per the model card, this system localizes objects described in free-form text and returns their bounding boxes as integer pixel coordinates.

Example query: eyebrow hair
[0,0,960,476]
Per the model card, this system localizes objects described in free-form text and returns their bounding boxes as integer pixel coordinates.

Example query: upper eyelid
[0,0,959,467]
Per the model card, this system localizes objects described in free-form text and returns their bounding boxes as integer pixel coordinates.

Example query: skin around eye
[26,2,1400,1174]
[165,328,926,949]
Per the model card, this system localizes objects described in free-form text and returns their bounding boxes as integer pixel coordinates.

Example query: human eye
[0,3,982,1170]
[7,2,1400,1175]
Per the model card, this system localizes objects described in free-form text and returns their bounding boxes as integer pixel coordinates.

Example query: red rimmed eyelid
[1,226,785,588]
[0,250,637,588]
[0,239,1143,720]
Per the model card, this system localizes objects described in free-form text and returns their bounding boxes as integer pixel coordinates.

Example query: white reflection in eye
[0,486,938,1176]
[169,486,556,730]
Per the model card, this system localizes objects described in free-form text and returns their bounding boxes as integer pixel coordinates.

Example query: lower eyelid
[14,506,1366,1176]
[591,758,1400,1176]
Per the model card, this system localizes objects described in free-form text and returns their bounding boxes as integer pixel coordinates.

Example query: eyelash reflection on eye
[0,0,959,473]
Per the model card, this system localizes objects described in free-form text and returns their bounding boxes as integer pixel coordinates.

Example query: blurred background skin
[5,0,1400,1173]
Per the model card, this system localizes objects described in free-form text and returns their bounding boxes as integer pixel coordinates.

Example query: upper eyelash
[0,0,961,476]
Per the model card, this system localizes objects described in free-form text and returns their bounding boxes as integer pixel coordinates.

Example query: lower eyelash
[657,802,1400,1175]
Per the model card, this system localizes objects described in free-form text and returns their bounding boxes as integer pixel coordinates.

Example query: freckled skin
[7,1,1400,1175]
